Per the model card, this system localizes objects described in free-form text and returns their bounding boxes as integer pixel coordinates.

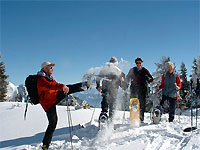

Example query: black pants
[160,95,177,122]
[101,88,118,118]
[130,88,147,122]
[42,105,58,147]
[42,82,85,147]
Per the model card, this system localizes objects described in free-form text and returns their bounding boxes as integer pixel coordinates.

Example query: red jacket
[37,76,64,111]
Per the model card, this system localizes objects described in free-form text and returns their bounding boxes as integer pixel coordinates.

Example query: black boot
[99,112,108,123]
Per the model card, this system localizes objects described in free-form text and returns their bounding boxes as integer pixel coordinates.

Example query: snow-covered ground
[0,102,200,150]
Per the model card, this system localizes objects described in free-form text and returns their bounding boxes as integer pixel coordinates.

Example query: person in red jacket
[156,62,181,122]
[37,61,89,150]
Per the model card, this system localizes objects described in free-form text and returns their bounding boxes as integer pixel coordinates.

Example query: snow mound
[6,82,18,101]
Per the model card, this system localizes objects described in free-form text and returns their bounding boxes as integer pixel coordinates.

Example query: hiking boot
[99,112,108,123]
[41,145,48,150]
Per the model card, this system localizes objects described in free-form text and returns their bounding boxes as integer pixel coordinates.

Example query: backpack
[25,75,40,105]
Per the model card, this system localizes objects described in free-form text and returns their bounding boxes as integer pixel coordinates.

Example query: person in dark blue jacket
[126,57,153,122]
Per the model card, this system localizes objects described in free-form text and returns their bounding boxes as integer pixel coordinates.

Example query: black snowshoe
[152,106,162,124]
[98,112,108,129]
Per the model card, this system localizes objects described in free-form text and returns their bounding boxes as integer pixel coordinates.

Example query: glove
[96,87,101,92]
[174,83,180,90]
[82,81,90,90]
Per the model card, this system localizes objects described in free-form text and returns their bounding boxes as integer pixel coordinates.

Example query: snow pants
[101,88,118,118]
[42,82,86,147]
[130,88,147,122]
[160,95,177,122]
[42,105,58,148]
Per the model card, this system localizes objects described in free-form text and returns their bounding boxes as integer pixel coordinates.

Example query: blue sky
[1,0,199,86]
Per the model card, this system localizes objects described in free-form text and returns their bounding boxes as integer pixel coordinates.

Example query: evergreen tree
[0,55,9,102]
[186,56,200,107]
[179,62,188,100]
[197,55,200,79]
[150,56,171,106]
[191,58,198,87]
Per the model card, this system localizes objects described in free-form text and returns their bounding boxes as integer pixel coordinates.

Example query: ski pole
[183,80,197,132]
[191,95,193,129]
[24,101,28,120]
[122,89,127,124]
[122,108,126,124]
[196,95,198,128]
[90,93,100,124]
[175,83,181,123]
[146,80,151,120]
[66,102,73,150]
[67,101,74,130]
[191,80,194,130]
[178,97,182,124]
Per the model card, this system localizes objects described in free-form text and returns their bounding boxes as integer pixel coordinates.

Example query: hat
[41,61,55,69]
[135,57,143,63]
[109,56,118,63]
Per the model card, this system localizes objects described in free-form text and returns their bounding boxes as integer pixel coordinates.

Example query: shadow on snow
[0,124,99,149]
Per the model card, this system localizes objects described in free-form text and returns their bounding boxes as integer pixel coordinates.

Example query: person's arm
[96,78,101,89]
[125,68,133,87]
[120,72,127,90]
[157,75,165,92]
[176,74,181,90]
[96,70,104,92]
[145,68,153,82]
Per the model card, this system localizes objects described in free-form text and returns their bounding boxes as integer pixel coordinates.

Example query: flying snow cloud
[83,58,131,78]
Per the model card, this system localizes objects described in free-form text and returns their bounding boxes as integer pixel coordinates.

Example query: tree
[150,56,171,107]
[186,56,200,108]
[191,57,199,88]
[0,55,9,102]
[196,55,200,80]
[179,62,189,100]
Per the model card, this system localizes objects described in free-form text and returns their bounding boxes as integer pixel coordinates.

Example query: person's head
[135,57,143,69]
[166,62,175,73]
[41,61,55,75]
[109,56,118,64]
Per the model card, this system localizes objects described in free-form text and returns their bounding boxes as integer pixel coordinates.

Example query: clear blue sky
[1,0,199,86]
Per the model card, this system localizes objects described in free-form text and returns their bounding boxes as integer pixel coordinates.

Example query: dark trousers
[160,95,177,122]
[42,105,58,147]
[42,82,85,147]
[130,88,147,122]
[101,88,118,118]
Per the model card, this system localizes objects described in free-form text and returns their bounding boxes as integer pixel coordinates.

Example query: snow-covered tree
[150,56,171,107]
[179,62,189,100]
[0,55,9,102]
[185,56,200,108]
[191,57,200,89]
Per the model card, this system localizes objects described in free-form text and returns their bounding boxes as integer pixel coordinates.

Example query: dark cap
[109,56,118,63]
[135,57,143,63]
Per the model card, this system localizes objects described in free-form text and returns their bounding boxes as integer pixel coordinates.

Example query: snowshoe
[98,112,108,129]
[41,145,48,150]
[130,98,140,126]
[152,107,161,124]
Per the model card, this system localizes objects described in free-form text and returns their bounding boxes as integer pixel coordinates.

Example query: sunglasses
[136,62,142,64]
[47,66,54,69]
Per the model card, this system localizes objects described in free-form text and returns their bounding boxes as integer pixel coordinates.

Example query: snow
[0,102,200,150]
[6,82,18,102]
